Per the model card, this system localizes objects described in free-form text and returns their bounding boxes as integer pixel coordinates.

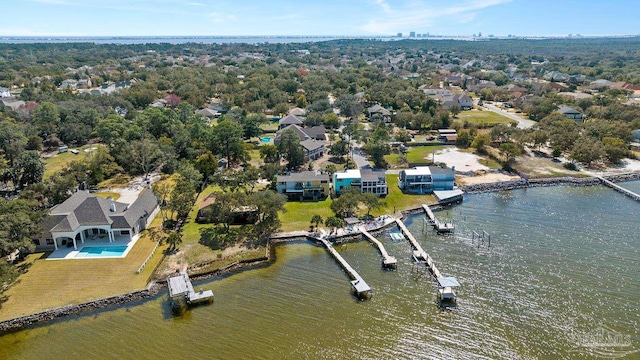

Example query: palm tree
[310,214,324,230]
[324,216,345,234]
[165,231,183,252]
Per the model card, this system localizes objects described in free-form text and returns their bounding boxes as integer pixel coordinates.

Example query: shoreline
[2,172,639,334]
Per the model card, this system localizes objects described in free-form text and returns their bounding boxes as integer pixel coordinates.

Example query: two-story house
[276,171,330,201]
[398,166,455,194]
[333,168,387,196]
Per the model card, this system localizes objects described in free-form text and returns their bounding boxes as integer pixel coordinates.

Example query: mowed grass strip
[0,229,167,321]
[456,110,517,125]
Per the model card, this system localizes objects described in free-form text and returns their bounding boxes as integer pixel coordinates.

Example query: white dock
[313,237,372,299]
[360,228,397,269]
[598,176,640,201]
[395,219,442,279]
[168,272,214,306]
[422,204,454,233]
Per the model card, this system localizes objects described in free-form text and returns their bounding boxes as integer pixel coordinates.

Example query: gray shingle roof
[277,171,329,182]
[45,190,158,234]
[279,114,304,126]
[300,139,324,151]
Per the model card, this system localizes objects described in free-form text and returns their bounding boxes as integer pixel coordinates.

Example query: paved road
[483,104,537,129]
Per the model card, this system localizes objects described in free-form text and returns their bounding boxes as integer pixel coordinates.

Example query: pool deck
[46,235,138,260]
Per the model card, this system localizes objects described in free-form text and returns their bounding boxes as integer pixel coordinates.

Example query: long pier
[395,219,442,279]
[360,228,397,269]
[422,205,454,233]
[312,237,372,299]
[597,176,640,201]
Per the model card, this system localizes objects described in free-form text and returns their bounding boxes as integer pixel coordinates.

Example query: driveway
[483,103,537,129]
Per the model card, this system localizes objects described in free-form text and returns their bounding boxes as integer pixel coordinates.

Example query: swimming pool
[75,246,128,258]
[260,137,272,143]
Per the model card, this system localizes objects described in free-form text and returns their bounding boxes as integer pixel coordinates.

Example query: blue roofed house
[398,166,455,194]
[276,171,330,201]
[333,168,388,196]
[36,190,159,252]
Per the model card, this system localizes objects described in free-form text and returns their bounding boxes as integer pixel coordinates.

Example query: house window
[46,239,54,245]
[121,230,130,235]
[32,239,41,246]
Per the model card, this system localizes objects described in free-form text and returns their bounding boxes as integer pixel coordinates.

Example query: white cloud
[359,0,512,34]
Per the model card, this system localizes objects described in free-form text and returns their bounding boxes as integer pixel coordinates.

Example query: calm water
[1,184,639,359]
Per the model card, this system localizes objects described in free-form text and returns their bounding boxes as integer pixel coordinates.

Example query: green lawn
[385,145,447,166]
[259,122,279,132]
[42,144,105,179]
[455,110,517,125]
[279,197,334,232]
[0,218,167,321]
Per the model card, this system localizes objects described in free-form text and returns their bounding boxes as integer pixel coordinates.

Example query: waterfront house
[398,166,455,194]
[276,171,330,201]
[333,168,388,196]
[274,124,326,144]
[36,190,159,251]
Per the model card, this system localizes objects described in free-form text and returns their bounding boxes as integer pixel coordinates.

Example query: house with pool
[36,189,159,257]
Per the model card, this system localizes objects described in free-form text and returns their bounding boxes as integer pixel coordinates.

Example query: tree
[363,141,390,168]
[323,113,341,129]
[250,190,287,242]
[471,133,490,151]
[165,231,183,252]
[449,105,462,118]
[32,102,60,137]
[360,192,385,217]
[194,151,217,186]
[127,138,164,177]
[259,144,279,163]
[328,139,349,161]
[602,137,628,164]
[212,120,247,164]
[324,216,345,233]
[570,137,604,166]
[86,147,122,185]
[310,214,324,230]
[499,142,521,163]
[532,130,549,151]
[168,174,197,221]
[277,129,305,170]
[0,198,44,256]
[13,150,44,187]
[394,129,412,143]
[330,189,361,218]
[296,94,308,108]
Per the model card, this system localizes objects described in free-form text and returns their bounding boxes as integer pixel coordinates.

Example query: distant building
[397,33,403,38]
[557,105,584,123]
[333,169,387,196]
[409,31,416,37]
[398,166,455,194]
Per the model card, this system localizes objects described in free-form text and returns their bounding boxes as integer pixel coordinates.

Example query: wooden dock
[360,228,397,269]
[167,272,214,311]
[395,219,459,303]
[312,237,372,299]
[395,219,442,278]
[597,176,640,201]
[422,204,454,233]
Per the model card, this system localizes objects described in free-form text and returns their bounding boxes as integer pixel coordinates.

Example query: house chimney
[110,202,116,212]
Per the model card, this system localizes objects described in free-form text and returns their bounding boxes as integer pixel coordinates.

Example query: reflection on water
[0,184,639,359]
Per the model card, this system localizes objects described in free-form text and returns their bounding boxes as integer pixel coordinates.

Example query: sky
[0,0,638,37]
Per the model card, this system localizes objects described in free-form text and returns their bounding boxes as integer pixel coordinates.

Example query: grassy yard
[42,144,105,179]
[455,110,517,126]
[260,122,279,132]
[0,221,168,321]
[385,145,448,166]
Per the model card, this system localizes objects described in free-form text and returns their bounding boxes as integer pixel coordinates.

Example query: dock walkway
[422,205,454,233]
[597,176,640,201]
[395,219,442,279]
[360,228,397,269]
[312,236,372,299]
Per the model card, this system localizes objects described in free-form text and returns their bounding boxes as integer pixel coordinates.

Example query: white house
[37,190,159,251]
